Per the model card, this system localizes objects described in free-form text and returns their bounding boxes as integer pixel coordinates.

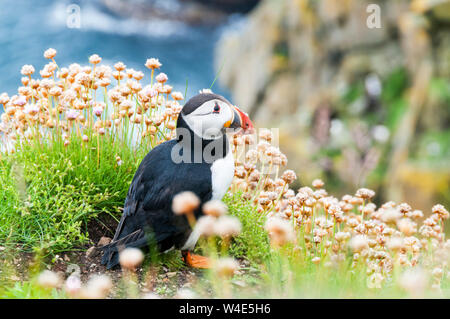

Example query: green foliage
[341,81,364,106]
[0,134,146,253]
[415,130,450,160]
[429,77,450,103]
[0,281,66,299]
[381,68,409,104]
[224,192,270,264]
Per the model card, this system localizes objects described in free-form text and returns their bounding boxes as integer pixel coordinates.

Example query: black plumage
[101,96,230,269]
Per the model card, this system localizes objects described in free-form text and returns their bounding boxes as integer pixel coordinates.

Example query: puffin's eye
[213,103,220,113]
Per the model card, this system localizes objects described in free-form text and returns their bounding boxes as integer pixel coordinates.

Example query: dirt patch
[86,213,119,246]
[1,215,201,297]
[50,248,198,296]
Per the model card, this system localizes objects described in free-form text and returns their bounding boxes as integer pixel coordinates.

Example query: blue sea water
[0,0,241,103]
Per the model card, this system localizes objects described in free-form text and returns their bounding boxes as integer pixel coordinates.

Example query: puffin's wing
[101,140,213,269]
[112,139,213,243]
[112,140,177,241]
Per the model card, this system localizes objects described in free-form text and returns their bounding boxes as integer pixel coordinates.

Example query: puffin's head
[178,93,253,140]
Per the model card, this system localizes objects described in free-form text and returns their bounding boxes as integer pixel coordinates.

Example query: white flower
[145,58,162,69]
[265,217,295,246]
[171,91,184,101]
[65,274,81,297]
[398,268,428,297]
[386,237,403,251]
[37,270,61,289]
[21,64,35,76]
[24,103,39,115]
[196,216,216,237]
[82,274,113,299]
[155,73,168,83]
[14,96,27,106]
[44,48,57,59]
[93,106,103,117]
[381,208,401,224]
[355,188,375,200]
[365,73,382,97]
[172,191,200,215]
[214,257,239,278]
[349,235,368,253]
[89,54,102,64]
[213,215,242,238]
[119,247,144,271]
[199,88,213,94]
[142,85,158,98]
[203,200,228,217]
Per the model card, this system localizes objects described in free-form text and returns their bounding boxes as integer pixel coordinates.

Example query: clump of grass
[224,192,270,264]
[1,281,67,299]
[0,138,135,252]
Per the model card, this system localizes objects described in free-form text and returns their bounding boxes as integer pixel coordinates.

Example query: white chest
[181,149,234,251]
[210,148,235,200]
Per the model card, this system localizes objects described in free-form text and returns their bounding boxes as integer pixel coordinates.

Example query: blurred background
[0,0,449,211]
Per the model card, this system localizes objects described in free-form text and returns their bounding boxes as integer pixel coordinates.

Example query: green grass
[224,192,270,264]
[0,133,145,253]
[1,281,67,299]
[1,186,449,298]
[1,136,449,298]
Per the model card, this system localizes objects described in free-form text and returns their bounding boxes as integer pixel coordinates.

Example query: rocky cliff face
[217,0,450,122]
[216,0,450,207]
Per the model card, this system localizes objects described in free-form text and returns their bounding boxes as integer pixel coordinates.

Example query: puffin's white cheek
[183,110,230,139]
[199,114,226,138]
[223,107,233,123]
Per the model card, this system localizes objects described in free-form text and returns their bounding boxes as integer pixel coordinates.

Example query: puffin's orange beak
[226,105,254,134]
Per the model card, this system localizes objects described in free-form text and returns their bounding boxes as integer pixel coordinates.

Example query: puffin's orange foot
[182,251,211,269]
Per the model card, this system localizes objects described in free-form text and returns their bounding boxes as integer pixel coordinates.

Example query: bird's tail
[100,229,147,269]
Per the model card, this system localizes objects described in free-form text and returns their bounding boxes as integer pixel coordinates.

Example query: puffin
[101,93,253,269]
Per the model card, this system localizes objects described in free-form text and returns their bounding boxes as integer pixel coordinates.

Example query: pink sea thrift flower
[15,96,27,106]
[66,109,80,121]
[65,274,81,297]
[155,73,168,83]
[93,106,103,117]
[142,85,158,98]
[24,103,39,115]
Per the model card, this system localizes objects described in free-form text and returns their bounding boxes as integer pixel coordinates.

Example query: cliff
[216,0,450,208]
